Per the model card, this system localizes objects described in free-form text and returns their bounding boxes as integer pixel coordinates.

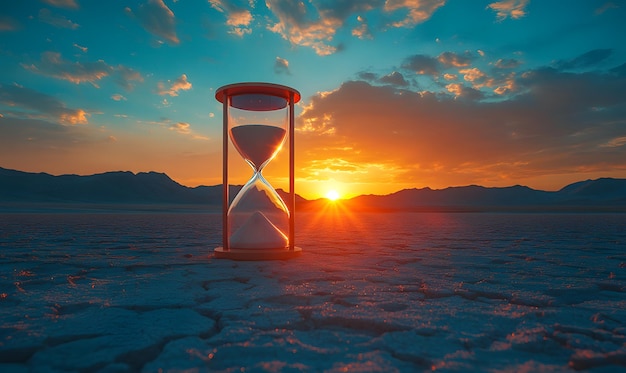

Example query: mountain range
[1,167,625,212]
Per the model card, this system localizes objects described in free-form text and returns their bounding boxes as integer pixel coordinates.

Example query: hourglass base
[214,246,302,261]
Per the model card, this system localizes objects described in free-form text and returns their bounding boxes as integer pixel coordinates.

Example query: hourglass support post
[289,92,295,251]
[222,95,229,251]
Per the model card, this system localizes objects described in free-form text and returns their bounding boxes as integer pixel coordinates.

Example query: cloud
[157,74,192,96]
[383,0,446,28]
[169,122,191,134]
[438,51,473,67]
[459,67,488,86]
[153,119,208,140]
[494,58,521,69]
[600,136,626,148]
[73,43,88,53]
[22,52,144,91]
[555,49,613,70]
[352,15,372,39]
[209,0,254,37]
[115,65,144,91]
[402,54,440,76]
[127,0,179,45]
[265,0,342,56]
[296,65,626,189]
[595,2,619,15]
[445,83,484,100]
[38,8,80,29]
[0,83,89,125]
[274,56,291,74]
[0,15,20,31]
[41,0,79,9]
[111,94,127,101]
[263,0,445,55]
[0,116,84,156]
[379,71,409,87]
[488,0,529,20]
[23,52,111,87]
[357,71,378,81]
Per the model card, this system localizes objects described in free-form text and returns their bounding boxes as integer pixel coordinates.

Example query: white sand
[229,210,288,249]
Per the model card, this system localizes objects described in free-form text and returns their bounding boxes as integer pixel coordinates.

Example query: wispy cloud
[157,74,192,96]
[41,0,79,9]
[126,0,179,45]
[169,121,191,134]
[150,119,208,140]
[23,52,111,86]
[111,94,127,101]
[115,65,144,91]
[494,58,521,69]
[22,52,143,90]
[0,83,89,125]
[38,8,80,29]
[555,49,613,70]
[0,15,20,31]
[73,43,88,53]
[595,2,619,15]
[488,0,530,20]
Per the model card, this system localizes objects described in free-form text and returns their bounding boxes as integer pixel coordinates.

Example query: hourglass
[214,82,302,260]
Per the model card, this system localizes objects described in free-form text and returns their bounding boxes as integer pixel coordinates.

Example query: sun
[325,190,340,201]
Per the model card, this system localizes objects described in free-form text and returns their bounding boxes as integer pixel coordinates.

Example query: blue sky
[1,0,625,198]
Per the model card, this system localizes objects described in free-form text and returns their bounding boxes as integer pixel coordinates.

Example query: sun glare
[326,190,340,201]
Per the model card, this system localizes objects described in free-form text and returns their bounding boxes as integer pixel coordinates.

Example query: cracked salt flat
[0,212,625,372]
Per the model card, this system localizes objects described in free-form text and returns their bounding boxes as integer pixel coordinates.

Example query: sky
[1,0,625,199]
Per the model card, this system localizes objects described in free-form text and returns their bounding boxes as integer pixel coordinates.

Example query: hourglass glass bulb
[230,124,287,170]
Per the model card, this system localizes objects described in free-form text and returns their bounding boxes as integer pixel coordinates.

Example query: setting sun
[325,190,340,201]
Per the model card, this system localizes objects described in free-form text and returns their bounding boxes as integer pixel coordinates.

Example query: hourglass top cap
[215,82,301,108]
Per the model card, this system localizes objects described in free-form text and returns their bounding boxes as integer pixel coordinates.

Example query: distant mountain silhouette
[1,167,625,211]
[339,180,626,212]
[0,167,303,210]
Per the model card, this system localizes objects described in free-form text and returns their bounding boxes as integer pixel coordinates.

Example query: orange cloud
[210,0,253,36]
[438,51,473,67]
[384,0,446,27]
[488,0,529,20]
[0,84,89,125]
[352,15,372,39]
[59,109,89,125]
[158,74,192,96]
[295,72,626,195]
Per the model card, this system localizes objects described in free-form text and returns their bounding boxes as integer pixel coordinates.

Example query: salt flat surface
[1,211,625,372]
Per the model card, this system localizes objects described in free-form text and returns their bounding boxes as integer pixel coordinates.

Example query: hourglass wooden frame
[214,82,302,260]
